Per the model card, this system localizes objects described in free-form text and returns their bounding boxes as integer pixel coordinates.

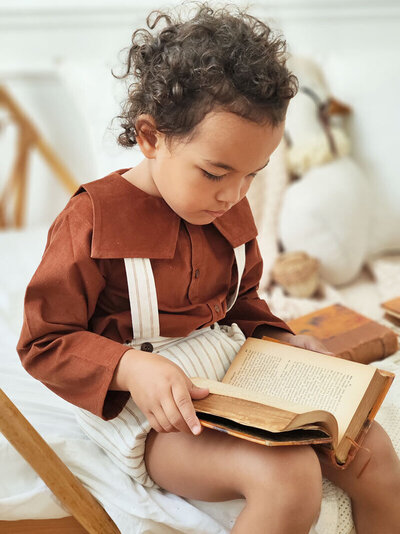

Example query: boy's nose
[216,181,243,205]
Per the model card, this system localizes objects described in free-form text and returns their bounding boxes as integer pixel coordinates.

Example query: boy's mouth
[205,209,227,217]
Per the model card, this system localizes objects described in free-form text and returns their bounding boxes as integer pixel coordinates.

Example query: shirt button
[214,304,220,313]
[140,342,154,353]
[210,324,215,330]
[194,269,200,279]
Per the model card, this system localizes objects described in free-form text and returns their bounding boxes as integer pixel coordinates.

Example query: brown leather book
[287,303,398,364]
[192,337,394,467]
[381,297,400,321]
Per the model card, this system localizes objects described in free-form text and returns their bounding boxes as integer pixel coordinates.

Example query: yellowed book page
[222,337,376,442]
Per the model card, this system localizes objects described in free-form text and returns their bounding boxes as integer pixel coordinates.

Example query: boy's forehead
[196,110,259,135]
[191,110,284,165]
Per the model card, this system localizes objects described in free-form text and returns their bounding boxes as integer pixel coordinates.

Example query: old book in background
[381,297,400,322]
[192,337,394,467]
[287,303,398,364]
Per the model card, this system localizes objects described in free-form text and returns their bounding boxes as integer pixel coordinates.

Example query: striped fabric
[124,257,160,341]
[76,245,247,488]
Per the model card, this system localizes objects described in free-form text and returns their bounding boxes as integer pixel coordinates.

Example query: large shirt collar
[76,169,258,259]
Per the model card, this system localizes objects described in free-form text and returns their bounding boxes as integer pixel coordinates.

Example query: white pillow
[279,156,371,286]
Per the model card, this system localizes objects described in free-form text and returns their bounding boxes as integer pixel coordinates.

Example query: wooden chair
[0,85,79,228]
[0,389,120,533]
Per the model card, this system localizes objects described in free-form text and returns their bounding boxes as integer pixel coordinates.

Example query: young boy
[18,4,400,532]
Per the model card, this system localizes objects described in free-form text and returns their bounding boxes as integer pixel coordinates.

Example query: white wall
[0,0,399,227]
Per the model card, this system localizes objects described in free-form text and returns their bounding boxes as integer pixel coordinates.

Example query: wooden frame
[0,389,120,533]
[0,85,79,228]
[0,517,88,533]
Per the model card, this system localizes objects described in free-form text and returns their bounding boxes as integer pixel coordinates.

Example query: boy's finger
[146,411,165,434]
[160,396,192,434]
[172,384,202,435]
[189,383,210,398]
[151,405,176,433]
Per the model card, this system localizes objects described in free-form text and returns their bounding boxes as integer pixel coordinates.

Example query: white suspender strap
[123,258,160,341]
[226,244,246,312]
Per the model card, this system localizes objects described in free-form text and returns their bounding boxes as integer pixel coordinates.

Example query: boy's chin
[181,211,217,225]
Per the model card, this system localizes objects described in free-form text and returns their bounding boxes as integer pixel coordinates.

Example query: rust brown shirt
[17,169,292,419]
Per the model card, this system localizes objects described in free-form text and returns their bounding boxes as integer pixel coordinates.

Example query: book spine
[337,332,398,362]
[368,373,395,421]
[383,330,399,356]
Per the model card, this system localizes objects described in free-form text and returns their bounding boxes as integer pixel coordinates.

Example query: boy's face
[148,110,285,225]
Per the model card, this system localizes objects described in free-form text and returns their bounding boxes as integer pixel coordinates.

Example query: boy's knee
[241,444,322,512]
[364,421,397,461]
[240,445,322,526]
[355,422,400,489]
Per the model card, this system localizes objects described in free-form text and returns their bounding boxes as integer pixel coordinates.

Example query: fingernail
[192,423,201,435]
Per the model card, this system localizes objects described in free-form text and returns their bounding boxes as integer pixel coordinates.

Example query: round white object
[279,157,371,286]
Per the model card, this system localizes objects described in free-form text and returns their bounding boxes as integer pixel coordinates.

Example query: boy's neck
[120,160,161,197]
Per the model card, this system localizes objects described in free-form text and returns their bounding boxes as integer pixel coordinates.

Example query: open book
[191,337,394,467]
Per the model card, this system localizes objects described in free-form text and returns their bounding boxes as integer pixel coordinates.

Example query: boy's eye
[202,170,225,181]
[201,169,258,181]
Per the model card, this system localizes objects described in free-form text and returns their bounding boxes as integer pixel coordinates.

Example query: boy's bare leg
[145,428,323,533]
[318,421,400,534]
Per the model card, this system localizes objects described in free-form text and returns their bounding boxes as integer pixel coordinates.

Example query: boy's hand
[288,334,334,356]
[254,325,334,356]
[112,349,209,435]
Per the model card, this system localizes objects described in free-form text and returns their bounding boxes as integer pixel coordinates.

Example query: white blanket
[1,226,399,534]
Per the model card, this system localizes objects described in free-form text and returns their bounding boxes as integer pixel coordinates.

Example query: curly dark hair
[113,2,298,148]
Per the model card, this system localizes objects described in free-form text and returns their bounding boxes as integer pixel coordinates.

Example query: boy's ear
[135,114,163,158]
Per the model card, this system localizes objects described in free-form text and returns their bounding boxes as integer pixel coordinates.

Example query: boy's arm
[219,239,332,355]
[252,324,332,354]
[17,194,131,420]
[253,324,294,342]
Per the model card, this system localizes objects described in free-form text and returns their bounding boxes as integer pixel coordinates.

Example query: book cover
[287,303,398,364]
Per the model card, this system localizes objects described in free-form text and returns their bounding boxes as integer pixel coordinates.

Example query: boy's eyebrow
[203,159,270,173]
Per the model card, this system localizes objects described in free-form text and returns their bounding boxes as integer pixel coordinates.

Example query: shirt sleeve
[16,193,130,420]
[218,238,294,338]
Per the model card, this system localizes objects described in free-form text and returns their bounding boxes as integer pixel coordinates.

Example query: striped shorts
[75,322,246,488]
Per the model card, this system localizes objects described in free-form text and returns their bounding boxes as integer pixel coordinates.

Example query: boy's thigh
[144,428,243,501]
[144,427,321,502]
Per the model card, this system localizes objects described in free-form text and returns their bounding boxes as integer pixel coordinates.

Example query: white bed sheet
[0,227,398,534]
